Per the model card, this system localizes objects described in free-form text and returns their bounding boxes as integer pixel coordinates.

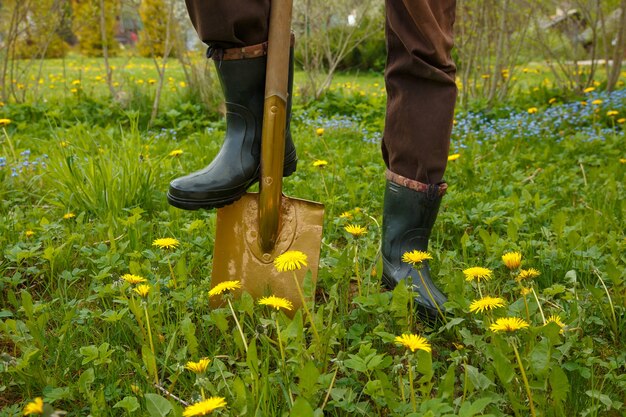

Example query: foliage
[136,0,180,59]
[1,61,625,416]
[71,0,119,57]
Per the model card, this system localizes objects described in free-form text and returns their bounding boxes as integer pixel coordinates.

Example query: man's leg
[381,0,457,324]
[168,1,297,210]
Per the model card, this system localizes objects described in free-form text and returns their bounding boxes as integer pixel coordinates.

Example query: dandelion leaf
[290,397,315,417]
[145,393,173,417]
[549,366,569,406]
[529,338,551,375]
[113,396,140,413]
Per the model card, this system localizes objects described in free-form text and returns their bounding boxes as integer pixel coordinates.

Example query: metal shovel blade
[211,193,324,308]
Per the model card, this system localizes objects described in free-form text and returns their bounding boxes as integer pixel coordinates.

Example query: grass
[0,57,625,417]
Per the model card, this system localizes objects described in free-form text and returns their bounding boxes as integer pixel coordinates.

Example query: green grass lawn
[0,57,625,416]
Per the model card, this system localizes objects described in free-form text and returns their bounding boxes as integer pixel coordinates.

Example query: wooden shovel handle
[258,0,293,253]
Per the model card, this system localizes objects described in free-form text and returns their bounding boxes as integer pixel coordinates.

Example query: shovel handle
[258,0,293,253]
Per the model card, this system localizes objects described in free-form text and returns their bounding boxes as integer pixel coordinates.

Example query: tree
[72,0,119,57]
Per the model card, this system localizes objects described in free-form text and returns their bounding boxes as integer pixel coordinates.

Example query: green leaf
[80,345,99,365]
[290,397,314,417]
[180,316,198,356]
[390,282,410,321]
[416,350,433,379]
[465,364,494,391]
[298,361,320,399]
[438,364,456,400]
[42,386,72,403]
[489,346,514,384]
[529,338,551,375]
[585,390,616,409]
[142,345,158,382]
[549,366,569,405]
[145,393,173,417]
[114,396,140,413]
[21,290,34,321]
[78,367,95,394]
[458,396,496,417]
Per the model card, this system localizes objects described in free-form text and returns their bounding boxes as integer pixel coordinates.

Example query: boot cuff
[209,34,295,61]
[385,169,447,197]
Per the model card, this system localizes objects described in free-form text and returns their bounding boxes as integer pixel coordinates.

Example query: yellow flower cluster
[258,295,293,311]
[274,250,308,272]
[208,280,242,297]
[394,333,431,353]
[183,397,227,416]
[401,250,433,266]
[152,237,180,250]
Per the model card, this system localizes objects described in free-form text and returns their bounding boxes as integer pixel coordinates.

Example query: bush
[71,0,119,57]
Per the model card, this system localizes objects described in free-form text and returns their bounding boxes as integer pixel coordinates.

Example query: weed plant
[0,66,625,416]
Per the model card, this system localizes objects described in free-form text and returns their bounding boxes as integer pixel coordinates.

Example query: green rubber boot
[381,178,447,325]
[167,46,297,210]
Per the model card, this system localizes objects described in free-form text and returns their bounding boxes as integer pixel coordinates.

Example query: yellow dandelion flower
[133,284,151,298]
[71,79,81,85]
[0,118,11,126]
[179,81,187,88]
[583,86,595,93]
[208,280,242,297]
[122,274,147,284]
[580,101,587,106]
[25,230,35,238]
[545,315,566,333]
[502,251,522,270]
[258,295,293,311]
[489,317,530,333]
[517,268,540,281]
[469,296,506,313]
[315,128,324,136]
[185,358,211,373]
[606,110,618,117]
[148,79,157,85]
[618,118,626,124]
[339,211,353,219]
[394,333,431,353]
[527,107,538,114]
[136,79,145,84]
[448,153,461,161]
[344,224,367,237]
[63,212,75,220]
[70,88,78,94]
[620,158,626,163]
[401,250,433,266]
[0,101,4,107]
[274,250,308,272]
[481,74,490,79]
[463,267,493,282]
[60,141,70,148]
[520,287,532,296]
[169,149,183,157]
[591,99,603,105]
[182,397,227,416]
[548,98,557,104]
[23,397,44,415]
[312,159,328,167]
[152,237,180,250]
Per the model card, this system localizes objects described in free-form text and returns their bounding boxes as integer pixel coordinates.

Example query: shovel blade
[211,193,324,309]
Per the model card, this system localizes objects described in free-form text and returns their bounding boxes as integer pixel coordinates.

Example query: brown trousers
[185,0,457,185]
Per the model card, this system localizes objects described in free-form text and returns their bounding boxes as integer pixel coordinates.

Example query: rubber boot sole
[167,156,297,210]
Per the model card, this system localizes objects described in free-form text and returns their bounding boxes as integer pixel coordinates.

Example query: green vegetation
[0,60,625,416]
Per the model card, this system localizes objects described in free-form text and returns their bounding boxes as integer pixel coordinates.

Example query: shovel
[210,0,324,309]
